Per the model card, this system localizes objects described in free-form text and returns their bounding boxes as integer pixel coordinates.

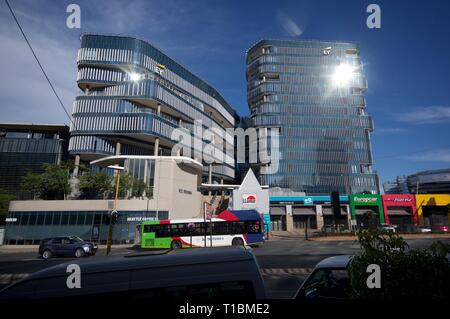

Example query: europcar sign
[352,196,378,204]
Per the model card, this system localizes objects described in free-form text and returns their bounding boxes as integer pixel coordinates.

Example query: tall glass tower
[246,39,379,195]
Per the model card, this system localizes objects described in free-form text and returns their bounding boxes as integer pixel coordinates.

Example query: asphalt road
[1,237,448,298]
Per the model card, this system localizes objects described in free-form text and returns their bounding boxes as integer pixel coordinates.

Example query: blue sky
[1,0,450,185]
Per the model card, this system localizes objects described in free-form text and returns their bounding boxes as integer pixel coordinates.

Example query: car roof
[24,246,255,280]
[315,255,353,269]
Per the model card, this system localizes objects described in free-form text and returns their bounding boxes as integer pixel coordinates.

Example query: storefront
[292,206,317,229]
[382,194,417,231]
[415,194,450,228]
[270,195,350,231]
[350,194,384,228]
[381,194,418,231]
[269,206,287,231]
[4,209,168,245]
[321,206,349,229]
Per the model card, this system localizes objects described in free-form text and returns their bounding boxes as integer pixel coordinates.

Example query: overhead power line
[4,0,75,127]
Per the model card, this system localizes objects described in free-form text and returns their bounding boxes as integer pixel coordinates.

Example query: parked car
[432,224,450,233]
[414,226,432,233]
[38,236,98,259]
[378,223,397,233]
[1,246,266,300]
[295,255,352,300]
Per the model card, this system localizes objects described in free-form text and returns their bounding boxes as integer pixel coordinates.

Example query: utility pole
[106,165,123,255]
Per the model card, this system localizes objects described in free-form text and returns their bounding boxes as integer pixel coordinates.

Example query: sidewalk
[0,244,134,253]
[269,230,450,241]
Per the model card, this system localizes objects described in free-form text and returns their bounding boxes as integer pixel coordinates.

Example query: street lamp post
[106,165,124,256]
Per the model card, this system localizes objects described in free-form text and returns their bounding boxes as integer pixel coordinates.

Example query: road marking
[261,268,312,275]
[0,273,30,284]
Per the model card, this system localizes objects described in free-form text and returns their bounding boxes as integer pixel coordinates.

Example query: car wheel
[232,237,244,246]
[42,250,52,259]
[75,248,84,258]
[171,240,182,249]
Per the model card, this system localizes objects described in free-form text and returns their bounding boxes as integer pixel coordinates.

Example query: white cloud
[398,106,450,124]
[403,149,450,163]
[373,127,403,134]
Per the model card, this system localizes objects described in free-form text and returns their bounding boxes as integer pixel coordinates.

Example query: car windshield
[297,268,350,299]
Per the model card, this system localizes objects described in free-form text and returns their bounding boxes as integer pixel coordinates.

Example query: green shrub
[348,229,450,299]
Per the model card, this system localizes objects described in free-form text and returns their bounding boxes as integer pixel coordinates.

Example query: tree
[348,229,450,299]
[20,162,71,200]
[78,170,112,199]
[111,173,147,199]
[0,188,14,225]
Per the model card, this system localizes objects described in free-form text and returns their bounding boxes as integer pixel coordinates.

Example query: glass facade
[70,34,237,181]
[246,39,379,195]
[4,210,168,245]
[0,124,69,199]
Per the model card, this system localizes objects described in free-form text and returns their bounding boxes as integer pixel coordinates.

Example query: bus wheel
[171,240,182,249]
[232,238,244,246]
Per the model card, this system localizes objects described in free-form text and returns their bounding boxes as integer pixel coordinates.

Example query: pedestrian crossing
[0,268,312,285]
[261,268,312,275]
[0,273,30,285]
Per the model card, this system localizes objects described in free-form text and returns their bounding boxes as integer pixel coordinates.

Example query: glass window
[94,213,102,225]
[102,212,110,225]
[53,212,61,225]
[44,212,53,225]
[36,213,45,225]
[69,212,78,225]
[85,213,93,225]
[61,213,69,225]
[28,213,37,225]
[20,212,29,225]
[77,213,86,225]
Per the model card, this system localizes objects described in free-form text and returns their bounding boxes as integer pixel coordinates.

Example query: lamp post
[106,165,124,256]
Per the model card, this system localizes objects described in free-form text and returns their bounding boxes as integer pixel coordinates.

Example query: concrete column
[208,164,212,196]
[285,205,294,231]
[347,205,352,230]
[154,138,159,156]
[115,142,121,156]
[73,154,81,177]
[316,205,324,231]
[157,103,161,115]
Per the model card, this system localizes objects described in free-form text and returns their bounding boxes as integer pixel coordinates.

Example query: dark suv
[38,236,98,259]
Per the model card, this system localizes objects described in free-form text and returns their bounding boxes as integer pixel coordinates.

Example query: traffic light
[331,191,341,218]
[111,210,119,224]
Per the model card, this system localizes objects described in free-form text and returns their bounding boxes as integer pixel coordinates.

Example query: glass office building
[246,39,379,195]
[70,34,237,182]
[0,123,69,199]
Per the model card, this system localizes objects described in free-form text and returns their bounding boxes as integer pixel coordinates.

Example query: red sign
[243,194,256,205]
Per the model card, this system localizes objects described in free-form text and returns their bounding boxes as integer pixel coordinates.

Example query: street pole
[106,170,121,255]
